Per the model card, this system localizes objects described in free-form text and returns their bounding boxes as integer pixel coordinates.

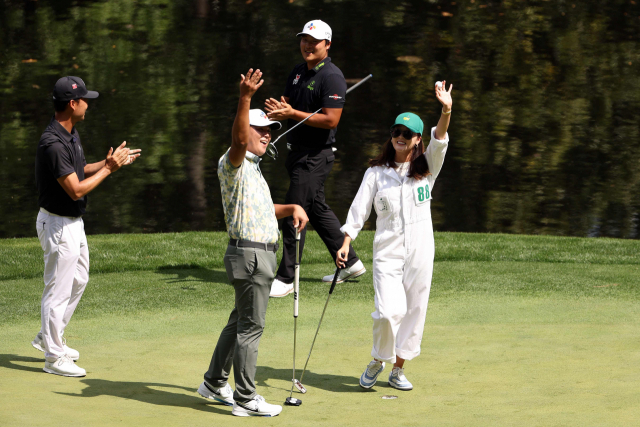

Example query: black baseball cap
[52,76,99,102]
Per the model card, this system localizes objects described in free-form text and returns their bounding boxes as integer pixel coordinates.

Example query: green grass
[1,231,639,426]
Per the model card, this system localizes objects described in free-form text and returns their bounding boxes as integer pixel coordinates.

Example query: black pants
[276,147,359,283]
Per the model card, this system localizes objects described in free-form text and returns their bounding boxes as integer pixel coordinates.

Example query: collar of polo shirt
[245,151,261,164]
[51,117,78,144]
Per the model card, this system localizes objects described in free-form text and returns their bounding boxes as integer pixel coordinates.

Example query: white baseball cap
[297,20,332,41]
[249,109,281,130]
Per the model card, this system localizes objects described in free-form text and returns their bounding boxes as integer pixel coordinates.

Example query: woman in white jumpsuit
[336,82,453,391]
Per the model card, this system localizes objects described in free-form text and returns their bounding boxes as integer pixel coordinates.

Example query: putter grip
[329,268,341,294]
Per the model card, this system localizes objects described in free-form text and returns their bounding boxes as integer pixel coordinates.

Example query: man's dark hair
[53,99,71,112]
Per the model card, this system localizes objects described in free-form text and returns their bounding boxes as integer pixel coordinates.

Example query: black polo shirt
[35,117,87,217]
[283,56,347,149]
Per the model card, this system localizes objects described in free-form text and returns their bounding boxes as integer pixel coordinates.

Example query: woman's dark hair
[53,99,71,112]
[369,135,431,180]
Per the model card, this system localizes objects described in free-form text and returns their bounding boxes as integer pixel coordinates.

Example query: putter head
[293,378,307,394]
[266,142,278,159]
[285,397,302,406]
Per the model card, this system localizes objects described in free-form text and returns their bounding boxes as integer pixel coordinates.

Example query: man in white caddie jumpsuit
[336,82,453,391]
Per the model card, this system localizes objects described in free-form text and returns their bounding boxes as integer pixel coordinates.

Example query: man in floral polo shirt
[196,68,308,417]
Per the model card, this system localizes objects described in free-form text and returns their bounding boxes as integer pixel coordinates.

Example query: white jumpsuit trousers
[341,127,448,363]
[36,208,89,360]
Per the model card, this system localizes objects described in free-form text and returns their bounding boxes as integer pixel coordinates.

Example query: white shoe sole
[323,267,367,283]
[388,381,413,391]
[232,408,281,417]
[197,383,234,406]
[43,367,86,377]
[269,287,294,298]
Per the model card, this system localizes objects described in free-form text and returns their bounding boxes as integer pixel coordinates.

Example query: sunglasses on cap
[390,128,419,139]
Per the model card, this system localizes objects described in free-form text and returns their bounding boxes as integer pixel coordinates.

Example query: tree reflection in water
[1,0,638,239]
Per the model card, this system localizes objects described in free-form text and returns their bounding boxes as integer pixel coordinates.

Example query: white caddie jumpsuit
[341,127,448,363]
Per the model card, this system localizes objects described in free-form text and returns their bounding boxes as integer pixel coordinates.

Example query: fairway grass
[1,232,639,426]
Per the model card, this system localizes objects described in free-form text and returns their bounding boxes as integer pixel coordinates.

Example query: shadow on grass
[256,366,365,393]
[56,379,231,415]
[155,265,229,285]
[0,354,44,373]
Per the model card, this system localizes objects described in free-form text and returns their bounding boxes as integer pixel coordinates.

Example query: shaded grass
[1,259,638,326]
[2,231,639,281]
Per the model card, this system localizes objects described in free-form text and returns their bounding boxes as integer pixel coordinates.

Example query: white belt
[40,207,82,219]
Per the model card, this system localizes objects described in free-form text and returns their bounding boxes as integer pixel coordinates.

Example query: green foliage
[0,1,639,238]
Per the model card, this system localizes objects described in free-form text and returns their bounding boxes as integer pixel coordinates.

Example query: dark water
[1,0,639,239]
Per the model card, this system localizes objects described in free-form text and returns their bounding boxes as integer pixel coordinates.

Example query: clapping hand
[105,141,130,172]
[265,96,294,121]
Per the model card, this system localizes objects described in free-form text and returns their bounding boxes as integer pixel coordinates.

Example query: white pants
[36,209,89,360]
[371,225,434,364]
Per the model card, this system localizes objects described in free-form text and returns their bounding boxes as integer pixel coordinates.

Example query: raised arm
[434,80,453,140]
[229,68,264,167]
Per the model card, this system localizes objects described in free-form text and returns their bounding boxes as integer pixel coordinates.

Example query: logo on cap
[260,111,267,119]
[308,23,316,30]
[403,117,410,120]
[72,84,78,89]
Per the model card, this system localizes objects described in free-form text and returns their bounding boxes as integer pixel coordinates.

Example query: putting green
[1,292,639,426]
[1,231,639,426]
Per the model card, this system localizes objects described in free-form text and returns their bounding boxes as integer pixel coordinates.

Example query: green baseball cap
[391,112,423,135]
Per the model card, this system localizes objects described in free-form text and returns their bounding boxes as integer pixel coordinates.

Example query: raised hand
[436,80,453,112]
[239,68,264,99]
[105,141,130,172]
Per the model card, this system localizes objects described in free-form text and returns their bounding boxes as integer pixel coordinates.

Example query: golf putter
[285,229,304,406]
[296,265,343,390]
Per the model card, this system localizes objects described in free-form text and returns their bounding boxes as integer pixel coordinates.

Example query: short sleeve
[320,73,347,108]
[43,143,75,179]
[218,149,242,179]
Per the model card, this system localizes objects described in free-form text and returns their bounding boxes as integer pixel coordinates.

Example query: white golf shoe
[322,260,366,283]
[269,279,293,298]
[359,359,385,389]
[197,381,235,406]
[43,354,86,377]
[388,367,413,390]
[32,332,80,361]
[232,394,282,417]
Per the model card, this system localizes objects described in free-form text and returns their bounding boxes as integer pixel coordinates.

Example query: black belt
[229,239,279,253]
[287,143,332,152]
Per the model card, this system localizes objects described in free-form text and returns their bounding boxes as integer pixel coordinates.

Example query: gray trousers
[204,245,276,403]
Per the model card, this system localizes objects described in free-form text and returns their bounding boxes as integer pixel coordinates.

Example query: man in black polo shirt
[32,76,140,377]
[265,19,365,297]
